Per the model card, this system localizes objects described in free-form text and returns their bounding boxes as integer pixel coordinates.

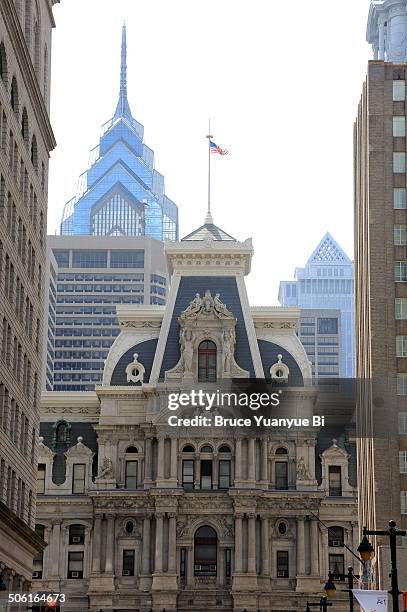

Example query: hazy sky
[48,0,371,304]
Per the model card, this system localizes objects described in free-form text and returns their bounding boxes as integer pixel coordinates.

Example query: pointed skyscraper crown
[114,23,133,120]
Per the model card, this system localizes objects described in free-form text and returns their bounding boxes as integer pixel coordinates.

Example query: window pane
[219,460,230,489]
[399,412,407,434]
[275,462,288,490]
[393,80,406,101]
[68,551,84,578]
[122,549,135,575]
[125,461,137,489]
[394,188,406,209]
[401,491,407,514]
[72,463,85,494]
[400,451,407,474]
[396,298,407,320]
[393,116,406,137]
[394,152,406,173]
[329,554,345,580]
[329,466,342,496]
[394,225,407,246]
[182,459,194,489]
[397,374,407,395]
[395,262,407,282]
[37,464,45,494]
[200,460,212,489]
[277,551,289,577]
[397,336,407,357]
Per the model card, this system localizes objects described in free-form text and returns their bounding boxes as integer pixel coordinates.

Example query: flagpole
[206,119,213,217]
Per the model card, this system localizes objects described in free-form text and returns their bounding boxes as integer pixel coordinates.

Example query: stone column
[261,516,269,576]
[50,520,61,578]
[212,452,219,489]
[144,436,152,485]
[168,513,177,573]
[311,519,319,576]
[141,514,151,574]
[92,514,102,573]
[235,438,242,482]
[157,437,165,481]
[218,547,225,586]
[105,514,115,574]
[379,20,385,60]
[170,437,178,482]
[194,455,201,489]
[234,513,243,573]
[248,438,256,482]
[261,438,268,484]
[187,546,194,587]
[247,513,256,573]
[155,512,164,573]
[296,517,305,576]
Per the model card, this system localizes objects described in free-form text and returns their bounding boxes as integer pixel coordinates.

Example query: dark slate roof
[159,276,255,379]
[257,339,304,386]
[182,215,236,242]
[40,422,98,485]
[111,338,158,385]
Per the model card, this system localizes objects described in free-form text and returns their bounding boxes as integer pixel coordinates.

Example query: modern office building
[0,0,58,593]
[355,0,407,590]
[59,25,178,242]
[278,233,355,378]
[33,216,357,611]
[43,235,168,392]
[297,309,341,380]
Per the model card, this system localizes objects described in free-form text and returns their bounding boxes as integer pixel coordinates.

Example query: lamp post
[361,520,406,612]
[325,567,361,612]
[306,597,332,612]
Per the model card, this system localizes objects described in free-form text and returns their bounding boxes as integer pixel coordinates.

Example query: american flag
[210,140,229,155]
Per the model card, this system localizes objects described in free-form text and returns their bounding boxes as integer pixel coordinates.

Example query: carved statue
[180,293,202,319]
[125,353,146,384]
[183,337,194,374]
[223,329,233,373]
[214,293,234,319]
[95,457,113,480]
[296,457,310,481]
[202,290,214,313]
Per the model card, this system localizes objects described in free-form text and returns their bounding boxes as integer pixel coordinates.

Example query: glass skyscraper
[278,233,355,378]
[60,25,178,241]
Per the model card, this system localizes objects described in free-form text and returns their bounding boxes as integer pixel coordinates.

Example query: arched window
[198,340,217,382]
[275,447,288,455]
[194,526,217,576]
[125,446,138,453]
[200,445,213,453]
[219,445,231,453]
[182,444,195,453]
[31,134,38,170]
[69,524,85,545]
[10,77,18,114]
[52,419,71,447]
[328,526,344,547]
[21,107,28,143]
[0,43,7,83]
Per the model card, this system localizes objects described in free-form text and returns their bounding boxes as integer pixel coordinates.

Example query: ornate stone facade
[33,220,357,611]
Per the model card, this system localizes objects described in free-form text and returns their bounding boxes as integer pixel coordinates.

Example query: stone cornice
[116,305,165,327]
[0,501,46,553]
[2,0,57,152]
[165,238,253,276]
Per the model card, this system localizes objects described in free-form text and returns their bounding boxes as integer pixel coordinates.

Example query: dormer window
[52,419,71,448]
[198,341,217,382]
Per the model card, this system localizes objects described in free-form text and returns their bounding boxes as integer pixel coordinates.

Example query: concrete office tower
[0,0,58,592]
[279,233,355,378]
[44,235,168,392]
[355,0,407,590]
[59,25,178,242]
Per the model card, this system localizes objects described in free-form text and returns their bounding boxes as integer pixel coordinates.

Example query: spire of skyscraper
[114,23,133,120]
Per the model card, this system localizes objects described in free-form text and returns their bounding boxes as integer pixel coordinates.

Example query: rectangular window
[69,524,85,545]
[72,463,86,494]
[394,188,407,209]
[317,317,338,334]
[200,460,213,490]
[397,374,407,395]
[72,250,107,268]
[33,524,45,579]
[125,461,138,489]
[402,492,407,514]
[67,551,84,579]
[219,460,231,489]
[225,548,231,577]
[37,464,45,494]
[395,262,407,282]
[275,462,288,490]
[399,412,407,434]
[329,553,345,580]
[393,116,406,137]
[53,250,70,267]
[397,336,407,357]
[395,225,407,246]
[328,466,342,496]
[122,550,135,576]
[110,250,144,268]
[396,298,407,320]
[400,451,407,474]
[276,551,289,577]
[394,152,406,173]
[180,548,186,577]
[182,460,194,490]
[393,80,406,101]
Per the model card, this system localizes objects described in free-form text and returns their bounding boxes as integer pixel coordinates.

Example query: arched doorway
[194,525,217,576]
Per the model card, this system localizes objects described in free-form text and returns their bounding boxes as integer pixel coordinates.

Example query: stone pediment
[65,437,94,459]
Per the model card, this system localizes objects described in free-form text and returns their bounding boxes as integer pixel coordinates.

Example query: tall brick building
[0,0,58,593]
[355,0,407,590]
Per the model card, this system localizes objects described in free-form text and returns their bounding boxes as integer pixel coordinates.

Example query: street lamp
[325,567,360,612]
[361,520,406,612]
[357,535,374,562]
[323,573,337,599]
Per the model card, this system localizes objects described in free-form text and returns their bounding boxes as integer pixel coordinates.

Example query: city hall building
[33,217,357,611]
